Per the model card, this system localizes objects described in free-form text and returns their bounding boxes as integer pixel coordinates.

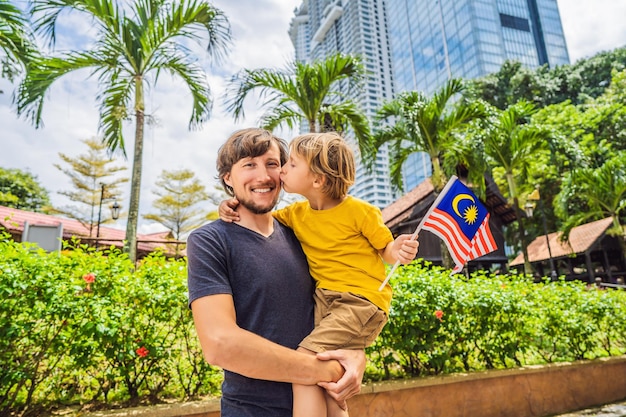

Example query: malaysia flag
[422,176,497,273]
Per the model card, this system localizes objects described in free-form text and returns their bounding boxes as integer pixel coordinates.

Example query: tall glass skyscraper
[386,0,570,191]
[289,0,397,208]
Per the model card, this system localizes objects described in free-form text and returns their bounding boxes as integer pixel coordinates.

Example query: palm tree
[0,0,37,83]
[16,0,231,262]
[555,152,626,242]
[481,100,551,274]
[368,78,485,192]
[224,53,370,145]
[369,79,485,270]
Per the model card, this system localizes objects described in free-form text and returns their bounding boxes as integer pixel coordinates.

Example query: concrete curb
[84,355,626,417]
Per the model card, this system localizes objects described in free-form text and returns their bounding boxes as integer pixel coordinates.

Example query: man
[187,128,365,417]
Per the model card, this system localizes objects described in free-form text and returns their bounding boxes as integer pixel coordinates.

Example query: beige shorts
[298,288,388,353]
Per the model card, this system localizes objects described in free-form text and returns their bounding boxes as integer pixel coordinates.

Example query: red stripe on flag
[423,210,497,272]
[468,215,497,260]
[423,219,465,266]
[423,208,472,271]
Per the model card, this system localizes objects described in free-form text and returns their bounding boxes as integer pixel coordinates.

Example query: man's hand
[218,198,240,222]
[316,349,366,407]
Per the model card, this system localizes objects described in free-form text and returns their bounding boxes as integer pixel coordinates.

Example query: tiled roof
[0,205,181,256]
[509,217,614,266]
[381,179,434,228]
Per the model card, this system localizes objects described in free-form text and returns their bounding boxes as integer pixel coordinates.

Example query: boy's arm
[191,294,343,385]
[379,234,419,265]
[218,198,240,223]
[218,198,291,226]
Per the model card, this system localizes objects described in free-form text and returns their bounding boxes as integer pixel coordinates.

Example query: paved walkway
[553,401,626,417]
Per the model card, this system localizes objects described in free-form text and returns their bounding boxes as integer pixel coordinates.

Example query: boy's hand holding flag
[380,175,497,290]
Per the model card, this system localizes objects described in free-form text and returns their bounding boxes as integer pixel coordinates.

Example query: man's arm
[191,294,343,385]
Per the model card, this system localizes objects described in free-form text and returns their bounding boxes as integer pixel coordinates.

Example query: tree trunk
[506,173,532,276]
[125,80,145,263]
[431,156,445,191]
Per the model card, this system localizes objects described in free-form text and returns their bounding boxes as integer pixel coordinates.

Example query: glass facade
[386,0,570,191]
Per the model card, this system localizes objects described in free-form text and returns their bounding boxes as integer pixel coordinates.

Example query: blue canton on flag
[422,176,497,273]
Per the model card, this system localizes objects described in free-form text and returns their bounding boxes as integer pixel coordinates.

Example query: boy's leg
[293,347,327,417]
[325,390,349,417]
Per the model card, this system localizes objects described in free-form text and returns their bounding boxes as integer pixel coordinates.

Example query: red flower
[434,310,444,322]
[136,346,149,358]
[83,273,96,284]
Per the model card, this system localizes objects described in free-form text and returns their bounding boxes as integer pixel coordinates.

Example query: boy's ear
[312,174,325,189]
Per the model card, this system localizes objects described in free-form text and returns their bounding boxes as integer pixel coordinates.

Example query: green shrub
[0,235,221,416]
[366,260,626,380]
[1,236,625,414]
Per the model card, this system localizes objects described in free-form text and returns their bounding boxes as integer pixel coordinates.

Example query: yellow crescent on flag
[452,193,475,217]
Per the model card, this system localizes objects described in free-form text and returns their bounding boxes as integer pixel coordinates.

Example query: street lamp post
[96,183,105,238]
[526,188,557,280]
[96,184,121,239]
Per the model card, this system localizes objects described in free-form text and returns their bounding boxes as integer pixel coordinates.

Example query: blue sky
[1,0,625,234]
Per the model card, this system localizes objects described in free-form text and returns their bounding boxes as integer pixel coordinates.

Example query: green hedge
[0,236,221,417]
[1,236,625,415]
[366,260,626,380]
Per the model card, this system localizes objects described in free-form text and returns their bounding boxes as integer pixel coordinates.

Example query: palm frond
[98,75,133,156]
[17,51,102,126]
[260,105,303,132]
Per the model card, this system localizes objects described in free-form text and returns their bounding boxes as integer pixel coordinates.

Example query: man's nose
[258,166,273,179]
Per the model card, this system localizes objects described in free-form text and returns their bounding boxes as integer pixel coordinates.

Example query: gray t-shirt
[187,219,314,417]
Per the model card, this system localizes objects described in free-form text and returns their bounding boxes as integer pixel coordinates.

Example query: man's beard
[236,191,280,215]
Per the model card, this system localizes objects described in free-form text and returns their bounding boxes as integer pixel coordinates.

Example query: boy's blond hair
[289,132,355,200]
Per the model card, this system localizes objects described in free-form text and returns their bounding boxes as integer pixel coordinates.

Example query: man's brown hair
[217,128,288,196]
[289,132,355,200]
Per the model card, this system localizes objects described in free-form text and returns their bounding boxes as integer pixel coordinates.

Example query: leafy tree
[0,0,37,82]
[224,53,370,150]
[369,78,485,192]
[465,47,626,109]
[586,68,626,152]
[0,166,50,210]
[143,169,211,241]
[532,69,626,170]
[464,61,557,110]
[51,137,128,236]
[479,101,553,273]
[16,0,231,262]
[566,47,626,103]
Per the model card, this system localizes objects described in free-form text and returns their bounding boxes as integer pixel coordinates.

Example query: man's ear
[223,173,232,188]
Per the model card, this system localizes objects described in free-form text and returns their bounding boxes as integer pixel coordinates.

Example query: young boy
[219,132,419,417]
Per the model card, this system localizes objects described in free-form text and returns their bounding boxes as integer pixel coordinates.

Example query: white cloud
[1,0,625,234]
[556,0,626,62]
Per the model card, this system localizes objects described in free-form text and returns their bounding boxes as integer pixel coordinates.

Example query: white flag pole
[378,175,459,291]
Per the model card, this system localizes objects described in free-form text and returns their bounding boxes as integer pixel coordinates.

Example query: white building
[289,0,397,208]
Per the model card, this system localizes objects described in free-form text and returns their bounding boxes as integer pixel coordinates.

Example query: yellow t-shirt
[273,196,394,313]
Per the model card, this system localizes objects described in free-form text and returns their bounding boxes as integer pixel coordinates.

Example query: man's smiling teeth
[253,187,272,193]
